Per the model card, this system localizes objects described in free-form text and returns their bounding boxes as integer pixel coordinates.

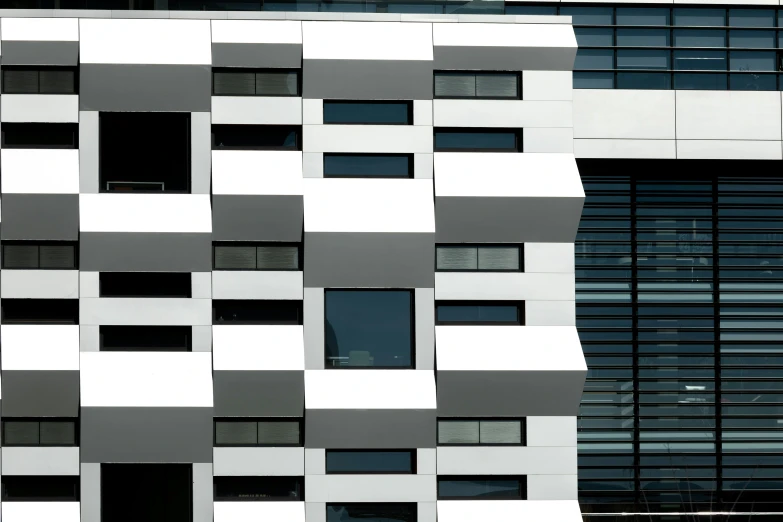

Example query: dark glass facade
[576,160,783,520]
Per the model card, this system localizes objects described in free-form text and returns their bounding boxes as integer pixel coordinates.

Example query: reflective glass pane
[326,451,414,473]
[3,245,38,268]
[674,8,726,27]
[326,504,416,522]
[730,30,775,49]
[574,27,614,47]
[215,421,257,445]
[730,51,776,71]
[256,246,299,269]
[674,50,727,71]
[39,245,75,269]
[616,29,670,47]
[574,72,614,89]
[504,5,556,15]
[674,73,728,90]
[436,247,477,270]
[475,74,518,98]
[574,49,614,70]
[438,478,523,499]
[257,421,300,445]
[436,305,520,324]
[438,420,479,444]
[39,422,75,445]
[3,421,38,445]
[434,131,518,151]
[323,102,410,125]
[728,9,775,28]
[559,6,613,26]
[480,420,522,443]
[255,72,298,96]
[213,476,302,501]
[214,246,256,269]
[616,8,670,26]
[324,154,410,178]
[673,29,727,48]
[477,247,520,270]
[616,49,670,70]
[729,73,777,91]
[213,71,255,95]
[616,72,672,89]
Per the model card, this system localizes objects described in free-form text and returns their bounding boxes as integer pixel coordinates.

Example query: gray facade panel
[433,46,577,71]
[211,195,304,241]
[213,371,304,416]
[1,41,79,65]
[303,59,433,100]
[2,371,80,417]
[80,463,100,522]
[80,407,214,463]
[305,409,436,448]
[80,232,212,272]
[1,194,79,240]
[79,64,211,112]
[211,43,302,68]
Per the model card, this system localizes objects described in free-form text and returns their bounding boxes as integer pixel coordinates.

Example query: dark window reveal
[2,476,79,501]
[323,101,412,125]
[2,67,78,95]
[214,419,303,447]
[2,242,77,269]
[214,476,303,501]
[1,299,79,325]
[100,326,192,352]
[434,71,520,99]
[323,154,413,178]
[438,419,525,446]
[437,476,526,500]
[212,300,303,325]
[434,129,521,152]
[98,273,192,298]
[436,301,525,325]
[213,243,301,271]
[326,451,416,474]
[211,125,301,150]
[326,504,416,522]
[213,69,300,96]
[2,419,78,447]
[1,123,78,149]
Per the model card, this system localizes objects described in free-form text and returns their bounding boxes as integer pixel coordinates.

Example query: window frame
[437,418,527,447]
[326,503,417,522]
[435,244,524,273]
[325,450,417,475]
[435,300,525,326]
[433,128,523,152]
[211,68,301,97]
[211,124,302,151]
[213,418,304,448]
[1,66,79,95]
[98,272,192,298]
[0,299,79,325]
[436,475,527,500]
[1,241,78,270]
[212,300,304,325]
[212,242,303,272]
[433,71,522,100]
[1,418,79,447]
[0,122,79,149]
[1,476,80,502]
[213,476,304,501]
[322,100,414,126]
[322,153,414,179]
[99,325,193,352]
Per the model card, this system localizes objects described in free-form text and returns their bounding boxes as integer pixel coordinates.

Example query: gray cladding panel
[211,43,302,68]
[434,46,577,72]
[303,59,433,100]
[80,407,214,463]
[2,371,80,417]
[305,409,436,448]
[80,64,211,112]
[1,194,79,240]
[213,371,304,416]
[212,195,304,242]
[1,41,79,65]
[80,232,212,272]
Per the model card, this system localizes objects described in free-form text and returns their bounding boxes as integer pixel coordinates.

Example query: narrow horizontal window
[1,299,78,325]
[2,419,78,447]
[436,245,522,272]
[438,419,525,446]
[434,129,521,152]
[213,476,303,501]
[2,67,78,95]
[214,419,302,447]
[434,71,520,99]
[2,476,79,501]
[213,69,300,96]
[213,300,303,325]
[327,504,416,522]
[323,154,413,178]
[435,301,524,326]
[1,123,78,149]
[99,273,191,298]
[212,125,301,151]
[213,243,301,271]
[326,450,416,474]
[323,101,412,125]
[2,242,77,270]
[437,476,526,500]
[100,326,192,352]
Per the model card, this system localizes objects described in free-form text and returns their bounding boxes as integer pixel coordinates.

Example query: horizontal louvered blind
[436,247,478,270]
[39,245,75,269]
[438,420,480,444]
[257,246,299,269]
[3,70,38,94]
[476,73,518,98]
[257,421,300,445]
[479,420,522,444]
[477,247,520,270]
[435,71,519,99]
[256,72,298,96]
[213,71,255,95]
[214,246,256,269]
[39,422,76,445]
[435,73,475,97]
[2,245,39,268]
[3,422,39,445]
[39,70,76,94]
[215,421,257,445]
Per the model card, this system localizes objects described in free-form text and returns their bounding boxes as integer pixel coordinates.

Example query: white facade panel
[527,416,578,447]
[524,128,574,153]
[303,125,434,153]
[211,20,302,44]
[675,91,782,141]
[211,150,304,196]
[214,502,304,522]
[79,194,212,233]
[304,370,436,410]
[213,447,305,476]
[212,325,305,371]
[79,298,212,326]
[435,272,576,301]
[573,90,676,140]
[1,17,79,41]
[574,139,677,159]
[527,475,579,501]
[302,21,432,61]
[522,71,573,101]
[211,97,303,125]
[677,140,783,160]
[525,243,575,273]
[433,100,572,128]
[525,300,576,327]
[2,447,80,475]
[305,475,436,502]
[438,500,582,522]
[0,270,79,299]
[1,149,79,194]
[437,446,577,475]
[1,325,79,371]
[433,22,577,50]
[2,502,81,522]
[212,271,304,300]
[1,94,79,123]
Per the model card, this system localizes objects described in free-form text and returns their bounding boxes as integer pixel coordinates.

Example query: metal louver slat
[436,247,478,270]
[256,72,298,96]
[434,73,476,97]
[3,70,38,94]
[475,73,518,98]
[213,71,255,95]
[214,246,256,269]
[257,421,300,444]
[215,421,257,445]
[3,245,40,268]
[39,70,76,94]
[438,420,480,444]
[479,420,522,444]
[257,246,299,269]
[478,247,520,270]
[39,245,75,269]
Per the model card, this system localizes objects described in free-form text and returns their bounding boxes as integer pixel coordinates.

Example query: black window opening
[214,419,303,447]
[437,419,525,446]
[1,123,78,149]
[433,128,522,152]
[436,245,523,272]
[323,101,413,125]
[212,300,303,325]
[436,301,525,326]
[437,476,526,500]
[2,67,78,95]
[99,326,192,352]
[213,243,301,271]
[2,419,78,447]
[211,124,301,151]
[213,68,300,96]
[214,476,303,501]
[325,450,416,475]
[98,272,192,298]
[434,71,521,99]
[100,112,190,193]
[102,464,192,522]
[326,503,417,522]
[2,476,80,501]
[325,290,414,369]
[323,154,413,179]
[1,242,78,270]
[1,299,79,325]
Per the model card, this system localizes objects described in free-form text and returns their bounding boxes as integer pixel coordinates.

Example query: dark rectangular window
[2,419,78,447]
[2,67,78,95]
[1,123,78,149]
[437,476,526,500]
[214,476,303,501]
[438,419,525,446]
[99,326,192,352]
[99,273,192,298]
[435,301,524,326]
[323,154,413,178]
[434,71,520,99]
[434,128,521,152]
[214,419,302,447]
[436,245,522,272]
[325,290,414,369]
[213,243,301,271]
[213,300,303,325]
[326,451,416,474]
[212,69,300,96]
[1,299,78,325]
[323,101,412,125]
[212,125,301,150]
[326,503,416,522]
[2,242,77,269]
[2,476,79,501]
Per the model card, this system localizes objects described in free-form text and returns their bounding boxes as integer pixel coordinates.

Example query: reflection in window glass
[616,29,670,47]
[433,130,519,152]
[673,8,726,27]
[574,72,614,89]
[673,29,727,48]
[674,50,727,71]
[730,51,776,72]
[504,5,556,15]
[437,477,525,499]
[575,49,614,70]
[616,73,672,90]
[574,28,613,47]
[729,73,777,91]
[616,50,670,70]
[729,30,776,49]
[559,6,613,26]
[436,304,522,325]
[326,504,416,522]
[728,9,775,28]
[616,8,670,26]
[326,451,415,474]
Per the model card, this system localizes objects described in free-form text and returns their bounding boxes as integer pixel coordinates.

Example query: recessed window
[326,450,416,474]
[438,419,525,446]
[1,123,78,149]
[212,300,303,325]
[434,128,522,152]
[213,69,300,96]
[323,154,413,178]
[2,419,78,447]
[325,290,414,369]
[214,419,302,447]
[1,299,79,325]
[211,125,301,150]
[99,273,192,298]
[2,242,77,270]
[323,101,412,125]
[327,504,416,522]
[436,245,523,272]
[436,301,524,326]
[2,67,78,95]
[214,476,303,501]
[434,71,520,99]
[213,243,301,271]
[99,326,192,352]
[2,476,79,501]
[437,476,526,500]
